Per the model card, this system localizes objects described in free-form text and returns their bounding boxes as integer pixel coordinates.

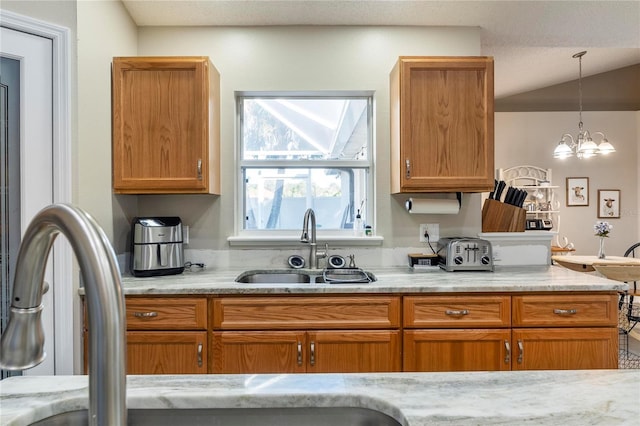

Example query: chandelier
[553,51,616,159]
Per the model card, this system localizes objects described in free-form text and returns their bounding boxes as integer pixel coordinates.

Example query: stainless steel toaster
[438,237,494,272]
[131,217,184,277]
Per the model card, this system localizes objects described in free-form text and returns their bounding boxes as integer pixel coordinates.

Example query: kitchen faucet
[0,204,127,425]
[300,208,327,269]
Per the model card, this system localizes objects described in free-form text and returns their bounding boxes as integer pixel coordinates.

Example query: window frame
[233,90,376,242]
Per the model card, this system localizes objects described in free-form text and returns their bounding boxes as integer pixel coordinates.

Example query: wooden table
[552,255,640,273]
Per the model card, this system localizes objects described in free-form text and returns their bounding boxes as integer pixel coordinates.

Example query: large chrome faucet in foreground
[0,204,127,425]
[300,208,327,269]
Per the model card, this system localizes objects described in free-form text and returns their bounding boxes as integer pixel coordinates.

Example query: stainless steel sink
[31,407,402,426]
[235,269,376,284]
[235,269,313,283]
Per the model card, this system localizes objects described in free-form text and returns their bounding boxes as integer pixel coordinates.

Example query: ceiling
[121,0,640,99]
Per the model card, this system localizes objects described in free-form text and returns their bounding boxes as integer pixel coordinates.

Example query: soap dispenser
[354,209,364,237]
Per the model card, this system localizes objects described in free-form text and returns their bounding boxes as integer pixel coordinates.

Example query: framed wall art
[597,189,620,219]
[566,177,589,206]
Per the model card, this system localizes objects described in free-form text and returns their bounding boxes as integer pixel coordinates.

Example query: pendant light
[553,51,616,159]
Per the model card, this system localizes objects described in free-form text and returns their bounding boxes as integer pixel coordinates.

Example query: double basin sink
[235,268,376,284]
[33,407,401,425]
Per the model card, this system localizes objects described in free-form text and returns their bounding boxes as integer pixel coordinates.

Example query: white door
[1,26,54,375]
[1,11,72,375]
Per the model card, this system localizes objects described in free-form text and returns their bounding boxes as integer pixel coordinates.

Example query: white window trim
[229,91,381,247]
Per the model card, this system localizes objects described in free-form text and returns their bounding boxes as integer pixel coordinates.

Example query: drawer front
[213,296,400,330]
[126,297,207,330]
[512,294,618,327]
[404,295,511,328]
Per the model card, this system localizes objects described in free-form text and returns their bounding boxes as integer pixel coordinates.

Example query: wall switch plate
[419,223,439,243]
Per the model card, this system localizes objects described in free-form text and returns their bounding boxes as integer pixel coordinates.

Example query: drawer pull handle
[197,159,203,180]
[445,309,469,316]
[197,343,203,367]
[504,340,511,364]
[517,340,524,364]
[553,308,577,315]
[297,342,302,366]
[310,341,316,366]
[133,311,158,318]
[405,159,411,179]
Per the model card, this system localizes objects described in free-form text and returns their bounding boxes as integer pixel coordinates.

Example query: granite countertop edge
[2,370,639,426]
[86,265,629,296]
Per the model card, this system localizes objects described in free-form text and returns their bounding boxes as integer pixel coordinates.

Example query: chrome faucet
[300,208,327,269]
[0,204,127,425]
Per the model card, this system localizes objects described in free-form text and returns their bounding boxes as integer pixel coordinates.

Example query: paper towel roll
[405,198,460,214]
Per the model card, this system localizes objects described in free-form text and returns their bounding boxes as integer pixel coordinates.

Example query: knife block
[481,199,526,232]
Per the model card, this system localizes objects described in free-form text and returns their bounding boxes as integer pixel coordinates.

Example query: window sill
[227,235,384,248]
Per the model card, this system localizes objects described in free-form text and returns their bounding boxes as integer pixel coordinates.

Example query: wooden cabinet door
[390,56,494,193]
[211,331,306,374]
[511,328,618,370]
[112,56,220,194]
[403,329,511,372]
[307,330,401,373]
[127,331,207,374]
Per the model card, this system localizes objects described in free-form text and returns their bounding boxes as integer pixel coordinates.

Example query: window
[237,92,373,235]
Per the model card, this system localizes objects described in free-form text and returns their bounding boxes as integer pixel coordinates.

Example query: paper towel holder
[405,192,462,213]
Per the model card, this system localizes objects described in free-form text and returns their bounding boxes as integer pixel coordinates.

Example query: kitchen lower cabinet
[510,328,618,370]
[84,297,209,375]
[403,292,618,371]
[403,329,511,372]
[211,295,401,374]
[212,330,400,374]
[511,293,619,370]
[127,331,207,374]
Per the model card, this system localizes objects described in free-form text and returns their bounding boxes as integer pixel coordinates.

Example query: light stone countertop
[1,370,639,425]
[109,265,628,295]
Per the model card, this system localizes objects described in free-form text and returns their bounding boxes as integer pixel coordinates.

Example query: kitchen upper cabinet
[390,56,494,193]
[112,56,220,194]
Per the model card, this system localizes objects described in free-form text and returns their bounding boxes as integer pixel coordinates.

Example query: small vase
[597,237,606,259]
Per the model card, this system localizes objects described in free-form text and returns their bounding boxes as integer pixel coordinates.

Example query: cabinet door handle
[197,159,202,180]
[197,343,203,367]
[504,340,511,364]
[310,341,316,366]
[405,159,411,179]
[553,308,577,315]
[297,342,303,366]
[517,340,524,364]
[133,311,158,318]
[445,309,469,316]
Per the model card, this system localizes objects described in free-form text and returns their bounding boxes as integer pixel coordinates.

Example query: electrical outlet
[419,223,439,243]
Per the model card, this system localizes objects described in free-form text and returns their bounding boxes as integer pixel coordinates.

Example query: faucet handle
[318,243,329,258]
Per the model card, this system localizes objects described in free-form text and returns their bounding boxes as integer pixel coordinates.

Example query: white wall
[495,111,639,256]
[77,0,138,251]
[132,26,484,256]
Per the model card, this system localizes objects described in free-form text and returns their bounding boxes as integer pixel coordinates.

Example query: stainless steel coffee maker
[131,217,184,277]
